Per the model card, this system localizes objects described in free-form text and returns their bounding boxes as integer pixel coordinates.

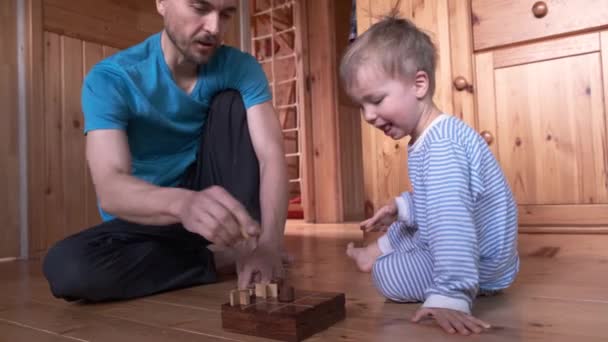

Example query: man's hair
[340,12,438,97]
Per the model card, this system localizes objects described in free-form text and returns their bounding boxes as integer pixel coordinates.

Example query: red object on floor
[288,196,304,219]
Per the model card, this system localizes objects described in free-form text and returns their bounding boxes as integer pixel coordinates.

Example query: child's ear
[413,70,430,99]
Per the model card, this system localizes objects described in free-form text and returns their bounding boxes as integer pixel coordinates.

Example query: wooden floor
[1,222,608,341]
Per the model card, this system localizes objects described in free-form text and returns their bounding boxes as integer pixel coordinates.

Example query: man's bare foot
[346,242,382,272]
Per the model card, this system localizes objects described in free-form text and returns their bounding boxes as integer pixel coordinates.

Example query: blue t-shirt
[81,32,272,221]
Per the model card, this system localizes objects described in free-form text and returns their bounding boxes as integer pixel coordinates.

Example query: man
[42,0,289,302]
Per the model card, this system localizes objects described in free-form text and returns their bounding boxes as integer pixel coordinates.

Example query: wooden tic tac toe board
[221,287,346,341]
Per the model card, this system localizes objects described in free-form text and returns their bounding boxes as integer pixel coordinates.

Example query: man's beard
[165,26,218,65]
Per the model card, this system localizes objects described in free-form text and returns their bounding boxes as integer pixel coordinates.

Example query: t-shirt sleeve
[81,64,129,134]
[223,48,272,109]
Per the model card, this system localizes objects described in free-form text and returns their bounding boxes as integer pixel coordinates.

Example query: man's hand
[178,186,261,247]
[235,242,284,290]
[360,201,398,232]
[411,307,491,335]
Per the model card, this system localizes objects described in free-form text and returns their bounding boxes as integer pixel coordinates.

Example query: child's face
[348,66,424,140]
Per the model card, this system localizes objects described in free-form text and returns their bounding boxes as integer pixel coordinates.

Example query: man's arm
[246,101,289,248]
[87,129,258,248]
[86,129,190,224]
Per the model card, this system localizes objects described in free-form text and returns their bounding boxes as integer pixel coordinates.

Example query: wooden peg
[229,289,239,306]
[230,289,252,306]
[279,283,295,302]
[267,283,279,298]
[255,283,268,298]
[239,289,251,305]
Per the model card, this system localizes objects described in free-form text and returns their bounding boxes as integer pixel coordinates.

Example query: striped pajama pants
[372,222,505,303]
[372,221,434,303]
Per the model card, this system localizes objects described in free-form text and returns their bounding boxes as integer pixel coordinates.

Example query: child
[340,15,519,336]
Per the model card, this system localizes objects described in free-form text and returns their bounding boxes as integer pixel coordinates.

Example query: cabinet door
[474,32,608,230]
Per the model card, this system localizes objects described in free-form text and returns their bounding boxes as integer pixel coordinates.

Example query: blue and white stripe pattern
[372,114,520,314]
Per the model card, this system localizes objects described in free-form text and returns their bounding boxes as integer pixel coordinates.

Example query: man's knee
[42,239,98,301]
[209,90,247,120]
[210,89,244,107]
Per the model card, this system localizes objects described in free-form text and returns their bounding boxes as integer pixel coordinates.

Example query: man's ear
[156,0,167,16]
[413,70,431,99]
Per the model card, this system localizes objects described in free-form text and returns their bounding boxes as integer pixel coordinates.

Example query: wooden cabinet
[357,0,608,232]
[471,0,608,232]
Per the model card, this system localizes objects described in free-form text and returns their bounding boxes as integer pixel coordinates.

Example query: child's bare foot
[346,242,382,272]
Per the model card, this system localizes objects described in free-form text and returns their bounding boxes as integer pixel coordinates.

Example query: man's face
[157,0,238,64]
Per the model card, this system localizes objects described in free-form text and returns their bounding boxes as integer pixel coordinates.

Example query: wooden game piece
[230,289,253,306]
[278,283,295,303]
[267,283,279,298]
[255,283,268,298]
[229,289,239,306]
[238,289,251,305]
[221,288,346,342]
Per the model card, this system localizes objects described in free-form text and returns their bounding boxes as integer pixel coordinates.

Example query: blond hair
[340,14,437,97]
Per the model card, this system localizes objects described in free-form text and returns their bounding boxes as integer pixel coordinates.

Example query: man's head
[339,16,438,140]
[156,0,238,64]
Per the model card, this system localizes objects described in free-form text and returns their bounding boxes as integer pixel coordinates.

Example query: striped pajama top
[395,114,520,311]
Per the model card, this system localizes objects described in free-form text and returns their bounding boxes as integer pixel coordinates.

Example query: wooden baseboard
[519,226,608,234]
[519,204,608,226]
[0,257,18,263]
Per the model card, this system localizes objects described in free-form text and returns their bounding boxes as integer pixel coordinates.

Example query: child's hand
[411,307,491,335]
[360,201,398,232]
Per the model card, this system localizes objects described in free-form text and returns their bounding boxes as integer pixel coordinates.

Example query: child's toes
[346,242,356,256]
[346,242,359,259]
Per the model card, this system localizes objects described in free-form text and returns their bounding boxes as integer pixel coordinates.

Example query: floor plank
[0,300,232,342]
[1,223,608,341]
[0,319,85,342]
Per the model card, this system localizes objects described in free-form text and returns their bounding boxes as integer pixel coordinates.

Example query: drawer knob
[453,76,472,92]
[532,1,548,18]
[480,130,494,145]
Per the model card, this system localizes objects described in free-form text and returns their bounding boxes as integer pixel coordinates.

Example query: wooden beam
[305,0,343,222]
[42,0,163,49]
[24,0,45,258]
[0,0,21,258]
[294,0,316,222]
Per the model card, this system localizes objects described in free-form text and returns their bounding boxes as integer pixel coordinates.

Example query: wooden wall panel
[43,0,162,49]
[293,0,316,222]
[42,32,66,248]
[306,0,343,222]
[356,0,455,215]
[224,2,242,48]
[37,32,117,252]
[34,32,112,253]
[0,0,21,258]
[304,0,365,222]
[26,0,46,256]
[334,0,365,221]
[43,0,241,51]
[62,36,87,237]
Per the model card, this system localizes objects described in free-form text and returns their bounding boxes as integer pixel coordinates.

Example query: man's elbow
[94,177,123,216]
[259,151,288,174]
[97,190,119,215]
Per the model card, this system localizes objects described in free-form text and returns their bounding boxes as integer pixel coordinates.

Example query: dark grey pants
[42,90,261,302]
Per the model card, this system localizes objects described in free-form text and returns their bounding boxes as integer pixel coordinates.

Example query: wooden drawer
[472,0,608,51]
